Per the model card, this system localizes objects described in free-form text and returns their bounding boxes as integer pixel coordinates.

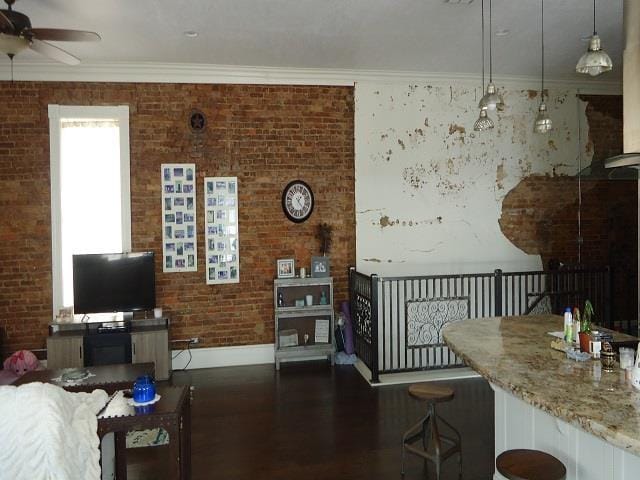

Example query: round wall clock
[282,180,314,223]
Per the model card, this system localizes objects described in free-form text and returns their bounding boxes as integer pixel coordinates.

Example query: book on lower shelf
[279,329,299,348]
[314,319,330,343]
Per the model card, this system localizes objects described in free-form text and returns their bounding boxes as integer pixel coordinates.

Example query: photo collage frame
[205,176,239,284]
[162,163,197,272]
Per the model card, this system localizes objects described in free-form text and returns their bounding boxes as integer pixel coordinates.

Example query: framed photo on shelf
[277,258,295,278]
[311,256,330,278]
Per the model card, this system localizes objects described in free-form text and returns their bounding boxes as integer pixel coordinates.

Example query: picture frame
[277,258,295,278]
[162,163,197,273]
[311,256,330,277]
[204,176,239,285]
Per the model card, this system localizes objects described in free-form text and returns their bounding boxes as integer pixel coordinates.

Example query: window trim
[48,105,132,316]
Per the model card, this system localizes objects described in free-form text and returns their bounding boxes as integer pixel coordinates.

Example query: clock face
[282,180,314,223]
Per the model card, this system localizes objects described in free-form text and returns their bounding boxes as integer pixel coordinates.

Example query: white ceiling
[3,0,624,81]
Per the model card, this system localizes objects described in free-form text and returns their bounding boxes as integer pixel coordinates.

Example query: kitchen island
[443,314,640,480]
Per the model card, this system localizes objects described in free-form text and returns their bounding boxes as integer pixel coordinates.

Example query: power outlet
[189,337,200,344]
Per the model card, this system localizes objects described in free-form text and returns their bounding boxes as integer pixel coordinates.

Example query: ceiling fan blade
[0,10,14,30]
[29,28,100,42]
[29,38,80,65]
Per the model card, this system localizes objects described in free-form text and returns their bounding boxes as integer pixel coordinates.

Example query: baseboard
[171,343,275,370]
[354,358,480,387]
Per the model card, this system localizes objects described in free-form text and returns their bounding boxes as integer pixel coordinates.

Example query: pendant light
[478,0,504,111]
[534,0,552,134]
[575,0,612,76]
[474,0,494,132]
[474,107,494,131]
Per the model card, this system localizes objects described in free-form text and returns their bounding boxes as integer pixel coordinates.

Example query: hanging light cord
[489,0,493,83]
[481,0,485,92]
[576,92,583,264]
[593,0,597,34]
[541,0,545,100]
[8,54,14,83]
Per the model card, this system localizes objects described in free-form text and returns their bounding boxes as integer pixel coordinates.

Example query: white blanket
[0,382,108,480]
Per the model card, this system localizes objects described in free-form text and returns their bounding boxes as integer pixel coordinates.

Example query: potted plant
[579,300,594,353]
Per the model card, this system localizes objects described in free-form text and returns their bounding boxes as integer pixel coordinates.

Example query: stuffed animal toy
[3,350,40,376]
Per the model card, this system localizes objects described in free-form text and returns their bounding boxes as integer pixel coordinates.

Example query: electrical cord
[171,340,193,371]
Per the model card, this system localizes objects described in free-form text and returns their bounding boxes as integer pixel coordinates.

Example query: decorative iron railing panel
[349,266,612,383]
[349,268,378,381]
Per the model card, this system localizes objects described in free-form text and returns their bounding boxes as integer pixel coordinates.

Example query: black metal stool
[496,449,566,480]
[401,382,462,479]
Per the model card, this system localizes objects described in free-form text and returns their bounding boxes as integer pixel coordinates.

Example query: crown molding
[0,61,621,94]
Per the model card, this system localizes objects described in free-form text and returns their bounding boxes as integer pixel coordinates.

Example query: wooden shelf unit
[274,277,334,369]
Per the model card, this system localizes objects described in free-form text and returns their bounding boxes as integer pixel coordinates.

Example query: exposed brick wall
[500,95,637,324]
[582,94,625,169]
[499,176,635,265]
[0,82,355,354]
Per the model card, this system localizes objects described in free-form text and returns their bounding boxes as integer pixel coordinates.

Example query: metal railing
[349,269,378,379]
[349,266,612,383]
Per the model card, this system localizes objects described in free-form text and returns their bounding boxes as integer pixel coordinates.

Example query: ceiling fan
[0,0,100,65]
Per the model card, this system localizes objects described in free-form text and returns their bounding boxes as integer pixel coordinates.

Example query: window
[48,105,131,316]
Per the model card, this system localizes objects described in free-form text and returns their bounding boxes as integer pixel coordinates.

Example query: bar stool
[496,449,566,480]
[401,382,462,480]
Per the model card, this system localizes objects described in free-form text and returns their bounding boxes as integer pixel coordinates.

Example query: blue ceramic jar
[133,375,156,403]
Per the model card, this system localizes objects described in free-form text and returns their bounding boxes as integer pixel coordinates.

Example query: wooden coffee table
[13,362,155,394]
[14,363,189,478]
[98,385,191,480]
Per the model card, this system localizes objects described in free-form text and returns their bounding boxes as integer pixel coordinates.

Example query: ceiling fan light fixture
[575,34,613,76]
[474,107,495,131]
[0,0,100,65]
[534,102,552,134]
[0,32,29,55]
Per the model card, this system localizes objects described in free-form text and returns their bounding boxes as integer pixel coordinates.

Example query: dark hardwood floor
[128,362,495,479]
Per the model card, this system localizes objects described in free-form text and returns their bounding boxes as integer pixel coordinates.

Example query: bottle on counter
[572,307,581,344]
[564,307,573,343]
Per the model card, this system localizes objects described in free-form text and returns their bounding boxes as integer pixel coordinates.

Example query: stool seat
[408,383,455,403]
[496,449,566,480]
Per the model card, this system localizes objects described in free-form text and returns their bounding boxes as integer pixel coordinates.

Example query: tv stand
[46,316,171,380]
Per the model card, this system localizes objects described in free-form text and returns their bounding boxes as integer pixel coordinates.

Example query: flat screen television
[73,252,156,315]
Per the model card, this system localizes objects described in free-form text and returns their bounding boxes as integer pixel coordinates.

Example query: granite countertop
[443,315,640,456]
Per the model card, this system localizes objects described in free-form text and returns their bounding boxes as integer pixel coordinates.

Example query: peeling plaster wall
[355,82,590,276]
